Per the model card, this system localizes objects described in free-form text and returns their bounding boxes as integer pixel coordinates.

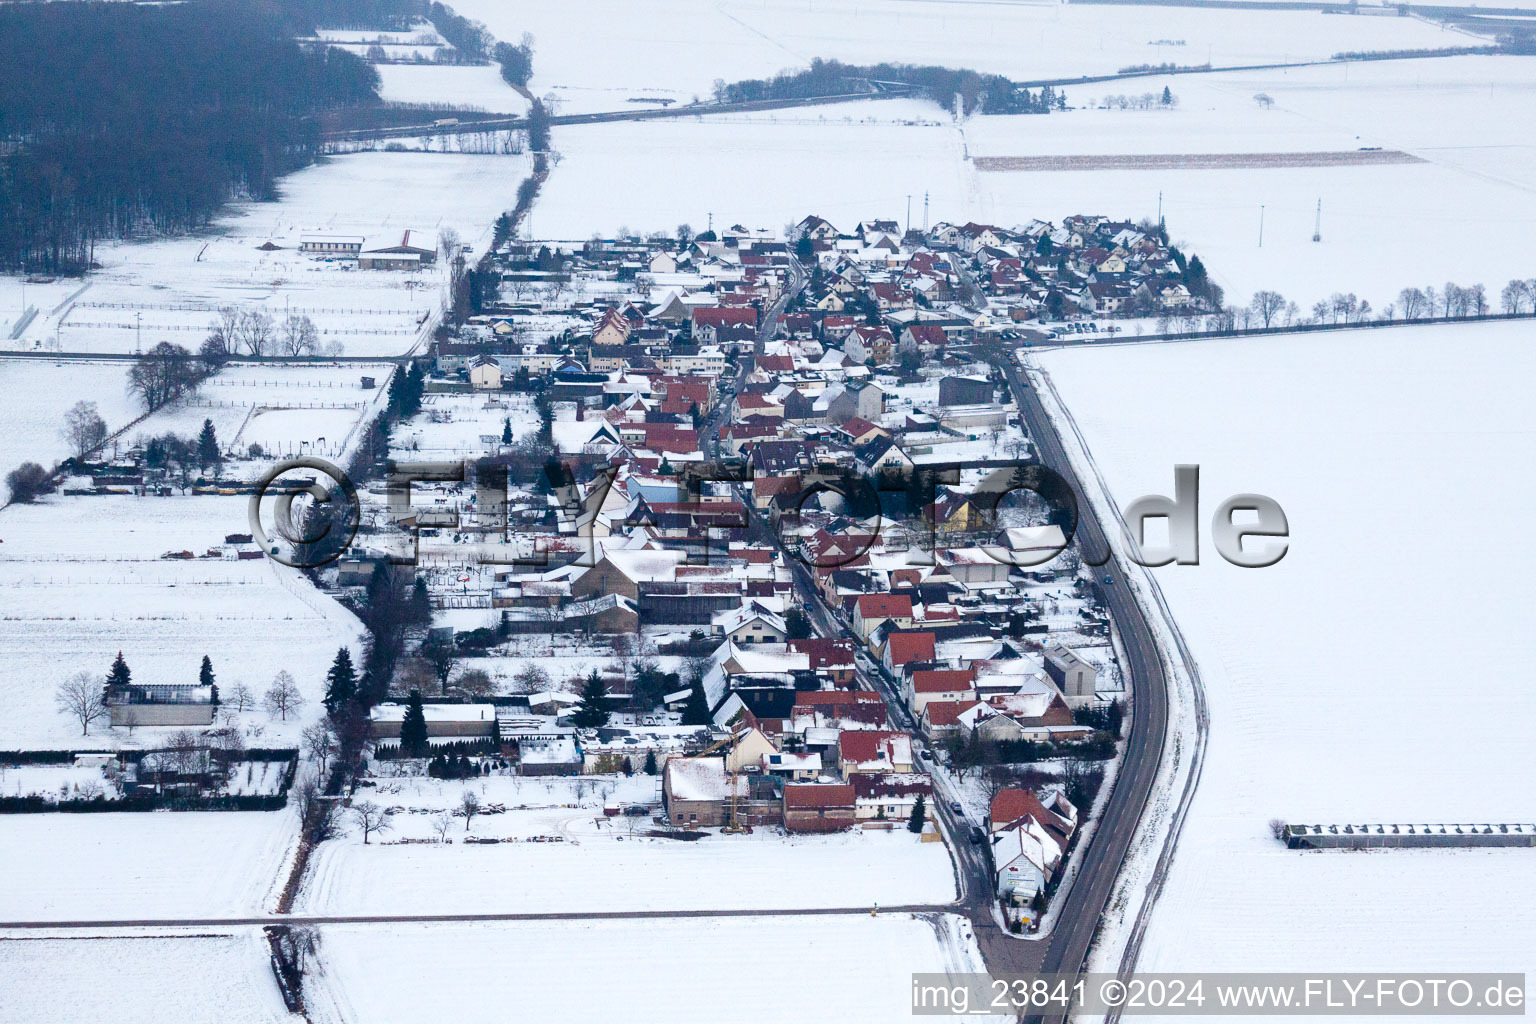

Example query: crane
[692,725,753,834]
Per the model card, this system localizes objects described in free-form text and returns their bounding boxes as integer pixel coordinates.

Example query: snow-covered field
[307,913,996,1024]
[1033,320,1536,980]
[0,495,364,749]
[0,360,139,500]
[457,0,1461,111]
[376,63,528,112]
[0,811,294,921]
[0,933,291,1024]
[531,102,967,239]
[298,773,957,915]
[968,57,1536,311]
[5,151,530,357]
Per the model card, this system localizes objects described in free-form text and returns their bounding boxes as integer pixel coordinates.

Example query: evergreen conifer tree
[324,647,357,714]
[572,670,610,729]
[400,689,429,756]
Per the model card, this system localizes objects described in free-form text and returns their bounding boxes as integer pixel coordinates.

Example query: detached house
[853,593,913,639]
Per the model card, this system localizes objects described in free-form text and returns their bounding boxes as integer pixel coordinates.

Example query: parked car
[948,801,963,815]
[968,825,986,844]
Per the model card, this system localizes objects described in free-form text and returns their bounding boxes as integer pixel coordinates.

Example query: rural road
[981,345,1174,1023]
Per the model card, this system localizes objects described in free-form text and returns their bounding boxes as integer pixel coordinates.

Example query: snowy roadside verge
[1021,353,1209,994]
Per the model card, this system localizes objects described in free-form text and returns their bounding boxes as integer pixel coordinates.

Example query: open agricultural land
[1032,320,1536,978]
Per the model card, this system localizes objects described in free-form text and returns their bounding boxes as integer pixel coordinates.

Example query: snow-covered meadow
[376,63,529,112]
[0,811,294,921]
[0,495,364,749]
[297,772,957,916]
[1032,320,1536,979]
[0,933,291,1024]
[306,913,997,1024]
[457,0,1462,112]
[0,360,139,500]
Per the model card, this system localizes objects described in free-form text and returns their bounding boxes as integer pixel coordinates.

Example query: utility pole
[1312,198,1322,243]
[906,194,912,236]
[1258,204,1265,248]
[135,311,142,354]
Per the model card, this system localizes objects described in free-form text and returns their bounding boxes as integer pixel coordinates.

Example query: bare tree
[263,670,304,721]
[56,671,107,735]
[1500,279,1527,314]
[512,663,550,694]
[350,800,394,844]
[293,772,339,841]
[451,668,497,698]
[302,720,338,778]
[459,789,481,831]
[280,314,319,357]
[438,227,462,265]
[1397,287,1427,320]
[228,682,254,714]
[61,401,109,459]
[1249,290,1286,329]
[235,309,275,357]
[432,810,454,843]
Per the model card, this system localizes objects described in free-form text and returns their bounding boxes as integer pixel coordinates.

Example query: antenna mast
[1312,198,1322,243]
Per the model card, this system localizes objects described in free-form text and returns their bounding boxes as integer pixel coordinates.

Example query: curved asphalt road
[982,346,1170,1023]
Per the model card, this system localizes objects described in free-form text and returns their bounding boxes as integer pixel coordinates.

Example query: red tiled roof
[837,730,905,763]
[794,689,880,707]
[885,631,935,666]
[784,783,855,809]
[922,699,981,727]
[693,306,758,327]
[989,788,1067,833]
[912,669,976,693]
[856,593,912,620]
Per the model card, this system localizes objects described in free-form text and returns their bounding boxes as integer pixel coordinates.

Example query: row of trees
[1209,277,1536,336]
[206,307,330,359]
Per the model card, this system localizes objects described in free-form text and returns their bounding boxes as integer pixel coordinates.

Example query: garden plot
[297,771,956,916]
[126,362,394,465]
[0,359,139,500]
[0,495,364,750]
[1033,319,1536,979]
[307,913,999,1024]
[0,763,121,802]
[18,150,530,357]
[0,811,295,921]
[0,933,290,1024]
[453,0,1454,113]
[390,392,539,459]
